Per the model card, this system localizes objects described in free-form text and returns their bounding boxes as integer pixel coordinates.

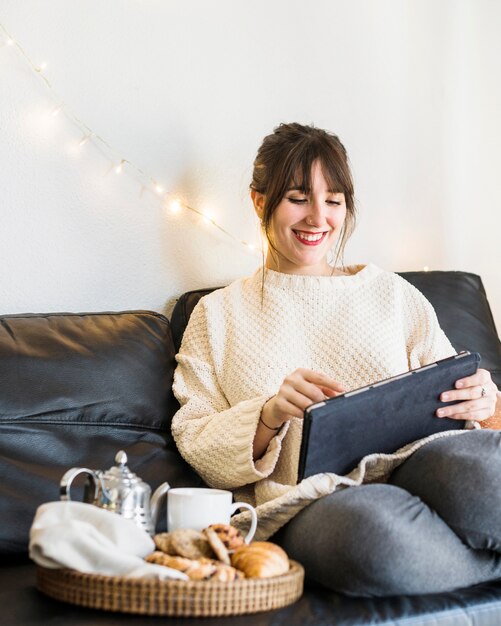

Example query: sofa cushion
[400,271,501,386]
[171,271,501,387]
[0,311,203,556]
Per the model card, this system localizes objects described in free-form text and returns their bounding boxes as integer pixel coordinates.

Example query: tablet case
[297,351,481,481]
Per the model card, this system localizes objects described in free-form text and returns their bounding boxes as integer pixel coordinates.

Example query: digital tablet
[297,351,481,482]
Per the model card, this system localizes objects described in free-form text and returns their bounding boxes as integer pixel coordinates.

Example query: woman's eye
[286,197,342,206]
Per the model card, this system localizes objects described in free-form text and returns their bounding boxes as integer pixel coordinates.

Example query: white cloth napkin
[29,501,188,581]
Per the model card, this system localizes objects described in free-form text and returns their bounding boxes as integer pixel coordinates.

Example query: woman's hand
[261,368,346,429]
[436,368,499,423]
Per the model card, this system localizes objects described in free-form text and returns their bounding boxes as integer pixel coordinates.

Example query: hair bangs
[286,141,352,198]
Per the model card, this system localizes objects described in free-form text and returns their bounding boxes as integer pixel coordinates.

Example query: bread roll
[230,541,289,578]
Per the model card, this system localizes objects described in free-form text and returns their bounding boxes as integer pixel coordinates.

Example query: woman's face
[253,160,347,276]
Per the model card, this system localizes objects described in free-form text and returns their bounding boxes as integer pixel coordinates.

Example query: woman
[172,123,501,596]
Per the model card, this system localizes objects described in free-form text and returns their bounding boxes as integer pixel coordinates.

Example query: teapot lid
[103,450,144,487]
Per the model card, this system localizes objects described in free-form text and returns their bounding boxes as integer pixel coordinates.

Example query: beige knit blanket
[231,428,478,541]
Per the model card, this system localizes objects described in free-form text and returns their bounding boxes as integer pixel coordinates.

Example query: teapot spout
[150,482,170,529]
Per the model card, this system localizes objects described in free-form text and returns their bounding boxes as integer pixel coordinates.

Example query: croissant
[230,541,289,578]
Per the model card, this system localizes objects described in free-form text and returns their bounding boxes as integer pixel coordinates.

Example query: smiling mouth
[292,230,329,245]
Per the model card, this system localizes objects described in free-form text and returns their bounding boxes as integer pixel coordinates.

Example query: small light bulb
[423,266,430,272]
[155,184,164,194]
[169,199,181,214]
[52,105,62,117]
[38,62,47,72]
[79,134,92,146]
[246,243,256,251]
[6,38,14,46]
[115,160,125,174]
[201,210,214,225]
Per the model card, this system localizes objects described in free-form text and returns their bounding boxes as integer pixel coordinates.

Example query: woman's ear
[251,189,265,221]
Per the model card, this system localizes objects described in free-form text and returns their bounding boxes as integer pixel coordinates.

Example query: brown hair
[250,122,356,268]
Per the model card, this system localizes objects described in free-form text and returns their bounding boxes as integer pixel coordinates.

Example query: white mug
[166,488,258,544]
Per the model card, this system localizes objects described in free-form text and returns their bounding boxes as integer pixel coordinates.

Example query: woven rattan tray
[36,561,304,617]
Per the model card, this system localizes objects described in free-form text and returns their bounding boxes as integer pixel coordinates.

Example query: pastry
[145,551,216,580]
[209,562,245,582]
[230,542,289,578]
[169,528,214,559]
[184,557,218,580]
[206,523,245,551]
[203,527,231,565]
[153,532,175,554]
[145,551,192,570]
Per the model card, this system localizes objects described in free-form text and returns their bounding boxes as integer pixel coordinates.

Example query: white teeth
[294,231,324,242]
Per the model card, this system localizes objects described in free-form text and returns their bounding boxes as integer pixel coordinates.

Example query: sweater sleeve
[171,299,290,490]
[402,282,457,367]
[401,281,482,430]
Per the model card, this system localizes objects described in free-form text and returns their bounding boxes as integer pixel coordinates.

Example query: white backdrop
[1,0,500,330]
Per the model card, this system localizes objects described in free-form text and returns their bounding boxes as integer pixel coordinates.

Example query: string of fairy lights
[0,21,260,254]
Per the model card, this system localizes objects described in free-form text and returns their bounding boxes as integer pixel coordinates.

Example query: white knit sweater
[172,264,475,540]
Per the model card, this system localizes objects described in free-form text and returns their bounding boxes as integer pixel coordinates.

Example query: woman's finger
[272,369,347,423]
[453,367,492,391]
[273,398,305,420]
[280,386,320,412]
[284,377,330,404]
[440,383,496,403]
[319,386,344,398]
[436,398,493,422]
[274,384,318,419]
[294,368,346,393]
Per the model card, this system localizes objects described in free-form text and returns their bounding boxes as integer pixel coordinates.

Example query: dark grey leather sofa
[1,270,501,626]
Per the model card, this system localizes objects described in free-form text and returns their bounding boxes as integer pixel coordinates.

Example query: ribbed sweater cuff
[228,395,290,486]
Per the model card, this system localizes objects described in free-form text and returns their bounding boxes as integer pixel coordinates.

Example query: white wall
[1,0,500,331]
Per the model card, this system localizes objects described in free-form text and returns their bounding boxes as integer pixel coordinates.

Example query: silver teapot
[59,450,170,535]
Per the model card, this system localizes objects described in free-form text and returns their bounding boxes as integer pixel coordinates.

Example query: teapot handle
[60,467,100,502]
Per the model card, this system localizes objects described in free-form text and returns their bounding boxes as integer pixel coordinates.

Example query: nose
[305,197,327,227]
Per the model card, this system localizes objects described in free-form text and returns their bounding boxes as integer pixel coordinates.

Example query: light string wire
[0,21,258,253]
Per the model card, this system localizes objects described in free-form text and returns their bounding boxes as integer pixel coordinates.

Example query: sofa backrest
[0,311,202,556]
[171,271,501,387]
[1,270,500,556]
